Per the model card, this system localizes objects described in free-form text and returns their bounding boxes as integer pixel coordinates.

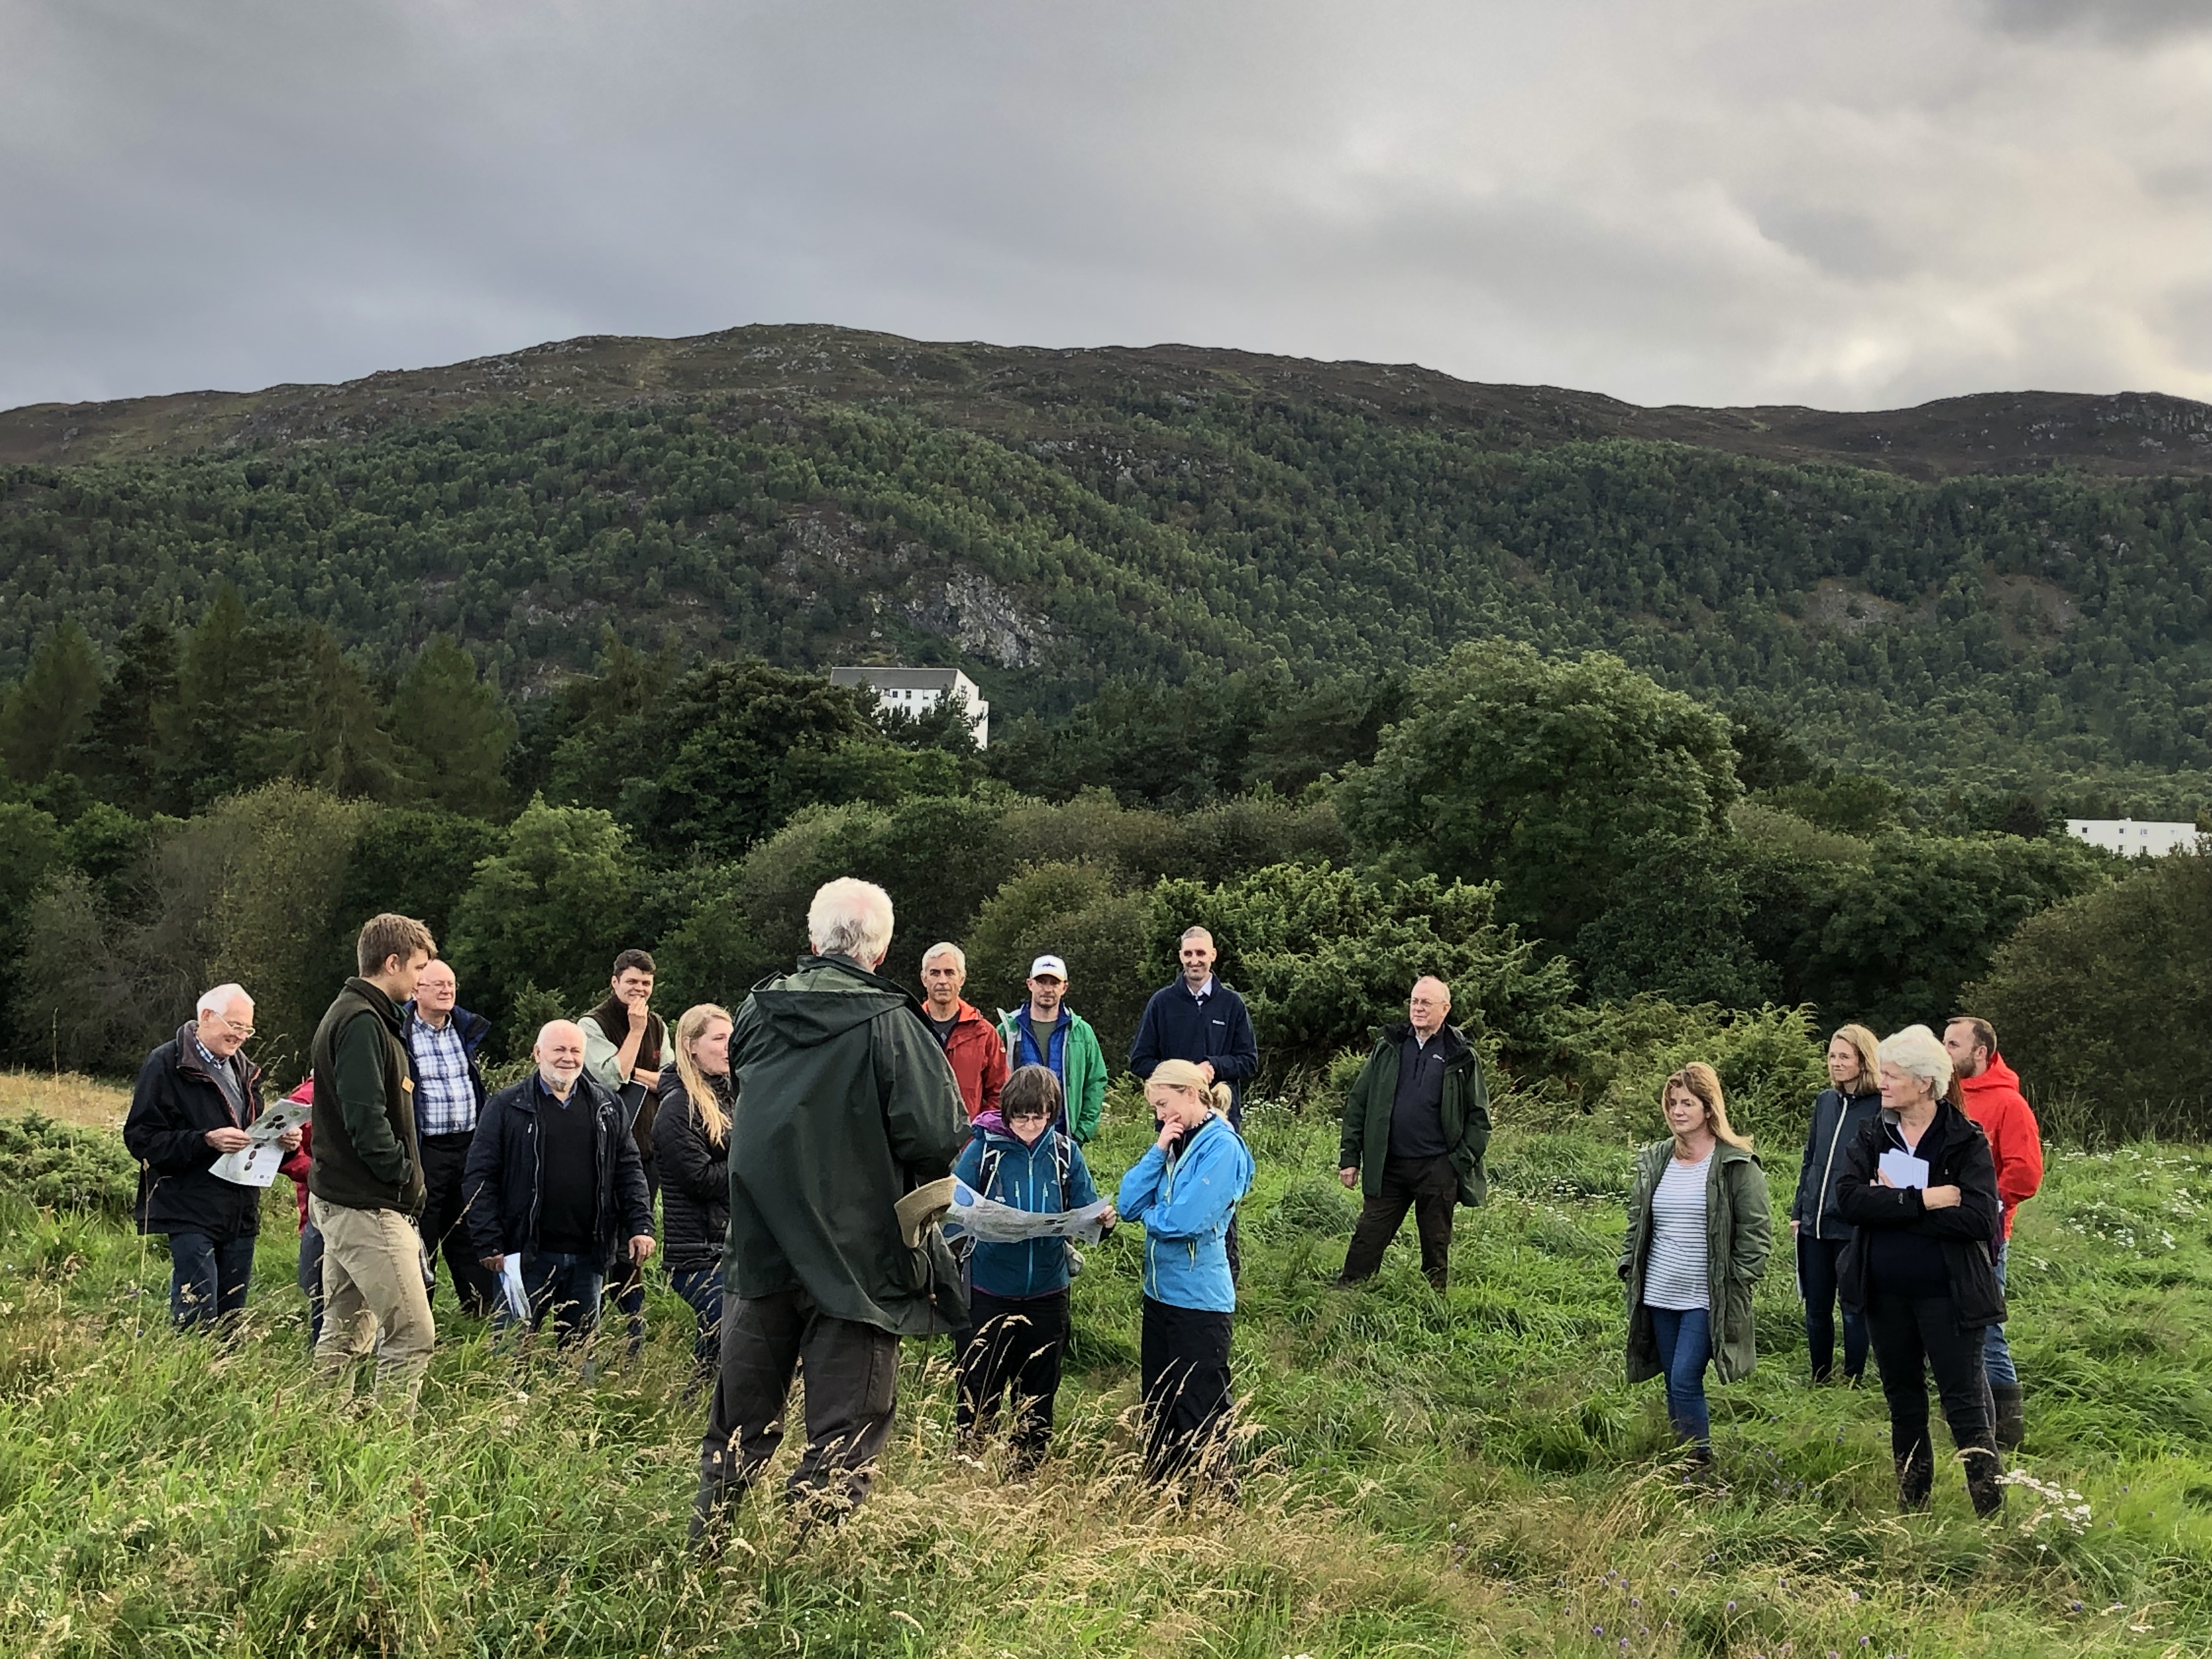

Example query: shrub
[963,861,1153,1058]
[0,1113,136,1218]
[1558,997,1830,1147]
[1150,861,1579,1075]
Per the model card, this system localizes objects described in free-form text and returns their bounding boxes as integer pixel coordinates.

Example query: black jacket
[653,1062,731,1274]
[1836,1099,2006,1327]
[122,1025,267,1240]
[461,1070,654,1260]
[1791,1085,1884,1239]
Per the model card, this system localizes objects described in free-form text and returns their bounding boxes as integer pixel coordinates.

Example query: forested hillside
[7,327,2211,1139]
[5,326,2212,806]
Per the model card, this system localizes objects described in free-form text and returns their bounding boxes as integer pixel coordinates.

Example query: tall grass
[3,1091,2210,1655]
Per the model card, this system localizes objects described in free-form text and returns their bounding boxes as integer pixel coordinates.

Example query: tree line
[9,608,2196,1139]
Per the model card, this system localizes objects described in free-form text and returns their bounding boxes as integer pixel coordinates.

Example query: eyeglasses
[213,1017,255,1038]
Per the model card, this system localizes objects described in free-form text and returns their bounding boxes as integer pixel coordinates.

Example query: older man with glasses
[123,983,302,1330]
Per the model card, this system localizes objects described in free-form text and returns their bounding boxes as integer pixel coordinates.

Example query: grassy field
[0,1071,132,1132]
[2,1080,2209,1657]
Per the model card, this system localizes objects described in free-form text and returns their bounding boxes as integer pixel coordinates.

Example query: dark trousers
[1797,1234,1868,1382]
[1140,1295,1236,1486]
[167,1231,255,1330]
[499,1251,605,1348]
[694,1288,900,1527]
[296,1221,326,1349]
[1339,1154,1458,1289]
[955,1287,1069,1466]
[1863,1288,2002,1512]
[670,1265,724,1384]
[417,1131,500,1317]
[603,1164,659,1357]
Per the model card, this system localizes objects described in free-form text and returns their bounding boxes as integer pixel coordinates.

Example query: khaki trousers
[311,1194,436,1405]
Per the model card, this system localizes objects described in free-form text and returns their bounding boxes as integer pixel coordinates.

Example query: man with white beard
[464,1019,655,1347]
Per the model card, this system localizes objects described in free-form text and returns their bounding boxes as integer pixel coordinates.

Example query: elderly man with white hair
[1835,1023,2008,1517]
[464,1018,654,1350]
[693,877,968,1540]
[122,982,301,1330]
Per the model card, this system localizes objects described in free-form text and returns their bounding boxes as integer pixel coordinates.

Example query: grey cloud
[4,0,2212,414]
[1982,0,2212,44]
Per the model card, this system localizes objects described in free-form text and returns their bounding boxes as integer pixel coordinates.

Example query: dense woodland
[5,369,2212,1135]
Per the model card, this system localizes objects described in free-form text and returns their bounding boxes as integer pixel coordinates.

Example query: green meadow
[3,1077,2209,1658]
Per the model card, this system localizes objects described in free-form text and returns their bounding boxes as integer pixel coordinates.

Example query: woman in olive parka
[1620,1063,1773,1466]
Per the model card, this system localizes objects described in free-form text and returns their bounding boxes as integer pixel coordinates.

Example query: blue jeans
[496,1252,605,1348]
[1646,1304,1712,1445]
[168,1231,255,1331]
[1983,1241,2017,1386]
[297,1222,326,1350]
[672,1267,724,1381]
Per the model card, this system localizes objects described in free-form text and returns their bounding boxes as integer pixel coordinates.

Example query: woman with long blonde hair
[1791,1023,1883,1384]
[655,1002,734,1388]
[1619,1063,1773,1470]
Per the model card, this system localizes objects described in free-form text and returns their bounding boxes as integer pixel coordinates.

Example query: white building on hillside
[829,666,990,748]
[2065,818,2203,857]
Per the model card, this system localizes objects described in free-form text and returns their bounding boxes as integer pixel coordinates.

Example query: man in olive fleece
[309,912,437,1406]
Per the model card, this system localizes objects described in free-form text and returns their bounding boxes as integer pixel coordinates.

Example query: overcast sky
[5,0,2211,414]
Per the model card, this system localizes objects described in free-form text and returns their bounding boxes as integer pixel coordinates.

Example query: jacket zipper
[1812,1098,1850,1242]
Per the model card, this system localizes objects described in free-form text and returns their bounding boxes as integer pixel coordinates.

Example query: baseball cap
[1028,955,1068,979]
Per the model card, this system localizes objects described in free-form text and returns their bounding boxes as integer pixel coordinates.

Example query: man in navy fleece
[1129,927,1260,1127]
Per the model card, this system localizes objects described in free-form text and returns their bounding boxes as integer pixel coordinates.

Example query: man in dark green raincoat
[693,878,968,1536]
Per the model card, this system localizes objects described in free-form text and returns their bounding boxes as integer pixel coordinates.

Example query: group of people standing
[1617,1017,2043,1516]
[118,877,2041,1530]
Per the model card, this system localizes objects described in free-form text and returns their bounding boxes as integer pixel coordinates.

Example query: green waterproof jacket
[1339,1023,1492,1206]
[1618,1138,1773,1385]
[995,1006,1108,1145]
[726,954,969,1337]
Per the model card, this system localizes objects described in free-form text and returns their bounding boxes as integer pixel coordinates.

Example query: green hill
[6,324,2212,799]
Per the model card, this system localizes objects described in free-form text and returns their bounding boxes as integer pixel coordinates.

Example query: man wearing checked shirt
[405,959,498,1317]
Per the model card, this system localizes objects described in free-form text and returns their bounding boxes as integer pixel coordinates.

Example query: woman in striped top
[1619,1064,1773,1470]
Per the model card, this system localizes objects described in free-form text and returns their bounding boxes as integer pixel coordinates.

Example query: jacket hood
[972,1109,1008,1136]
[1961,1055,2021,1097]
[752,955,919,1047]
[171,1022,261,1090]
[1644,1135,1761,1169]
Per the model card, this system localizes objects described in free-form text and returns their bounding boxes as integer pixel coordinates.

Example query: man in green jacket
[695,878,967,1538]
[995,955,1108,1145]
[308,912,436,1406]
[1336,977,1492,1293]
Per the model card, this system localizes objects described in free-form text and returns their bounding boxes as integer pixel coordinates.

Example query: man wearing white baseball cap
[996,955,1108,1145]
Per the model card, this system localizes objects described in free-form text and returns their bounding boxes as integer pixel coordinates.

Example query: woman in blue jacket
[1116,1058,1255,1488]
[951,1066,1109,1469]
[1791,1023,1883,1384]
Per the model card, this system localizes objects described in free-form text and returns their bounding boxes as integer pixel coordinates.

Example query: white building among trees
[828,666,990,748]
[2064,818,2203,857]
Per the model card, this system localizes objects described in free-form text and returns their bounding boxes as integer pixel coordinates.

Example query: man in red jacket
[919,943,1006,1122]
[1946,1015,2044,1452]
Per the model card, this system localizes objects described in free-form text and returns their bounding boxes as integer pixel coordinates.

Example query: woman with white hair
[1836,1024,2007,1517]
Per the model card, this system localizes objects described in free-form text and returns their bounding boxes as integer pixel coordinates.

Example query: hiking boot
[1895,1453,1933,1513]
[1965,1447,2006,1519]
[1991,1384,2025,1452]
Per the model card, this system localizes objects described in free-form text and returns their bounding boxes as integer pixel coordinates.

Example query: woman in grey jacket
[1790,1024,1882,1384]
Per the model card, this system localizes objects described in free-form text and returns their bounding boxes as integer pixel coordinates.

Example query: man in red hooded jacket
[1946,1015,2042,1452]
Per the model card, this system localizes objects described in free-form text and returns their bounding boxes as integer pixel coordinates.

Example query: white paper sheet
[209,1141,287,1187]
[499,1255,531,1323]
[938,1180,1112,1245]
[1878,1149,1931,1190]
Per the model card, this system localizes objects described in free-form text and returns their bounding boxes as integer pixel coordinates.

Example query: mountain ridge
[8,322,2211,481]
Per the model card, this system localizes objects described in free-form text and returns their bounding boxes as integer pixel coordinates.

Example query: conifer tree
[286,626,409,802]
[387,633,516,816]
[72,616,180,814]
[0,620,102,785]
